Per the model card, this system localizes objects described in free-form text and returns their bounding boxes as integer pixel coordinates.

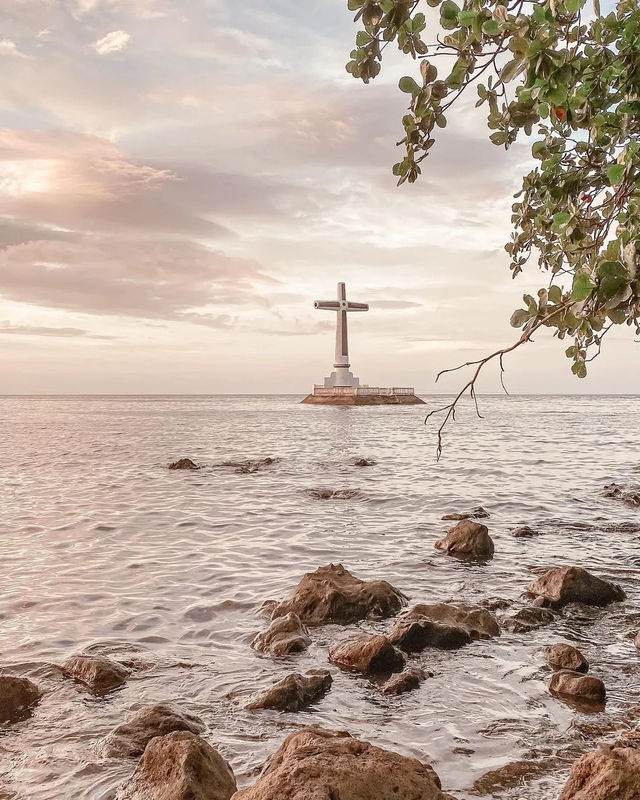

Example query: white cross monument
[314,282,368,387]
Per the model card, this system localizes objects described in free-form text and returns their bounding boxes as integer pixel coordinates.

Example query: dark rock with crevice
[62,654,130,694]
[252,613,310,656]
[100,703,206,758]
[353,458,376,467]
[0,676,41,723]
[528,566,625,608]
[503,606,555,633]
[168,458,200,470]
[511,525,541,538]
[546,643,589,673]
[245,670,332,712]
[390,603,498,652]
[329,635,405,675]
[220,457,277,474]
[441,506,490,521]
[270,564,406,626]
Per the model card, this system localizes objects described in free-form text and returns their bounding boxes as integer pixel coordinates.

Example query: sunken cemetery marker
[301,282,424,405]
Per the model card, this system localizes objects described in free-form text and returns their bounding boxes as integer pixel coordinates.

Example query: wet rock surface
[441,506,490,521]
[270,564,406,626]
[353,458,376,467]
[435,520,494,558]
[306,488,360,499]
[403,603,499,639]
[528,566,626,608]
[549,669,606,704]
[603,482,640,507]
[116,731,237,800]
[635,630,640,650]
[168,458,200,471]
[62,654,130,694]
[329,635,405,675]
[219,457,277,474]
[100,703,206,758]
[390,618,472,652]
[511,525,541,538]
[0,676,41,723]
[251,613,310,656]
[382,666,428,695]
[245,670,332,712]
[547,643,589,673]
[503,606,556,633]
[558,746,640,800]
[232,727,458,800]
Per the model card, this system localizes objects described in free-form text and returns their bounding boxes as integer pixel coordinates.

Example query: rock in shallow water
[635,630,640,651]
[353,458,376,467]
[100,703,206,758]
[547,643,589,673]
[0,676,41,723]
[270,564,407,626]
[558,746,640,800]
[435,520,494,558]
[382,667,428,695]
[390,603,499,652]
[502,606,555,633]
[252,613,310,656]
[528,566,625,608]
[245,670,332,712]
[168,458,200,471]
[441,506,490,521]
[603,482,640,507]
[232,727,458,800]
[116,731,236,800]
[62,654,130,694]
[329,635,405,675]
[219,457,277,474]
[549,669,606,704]
[511,525,541,538]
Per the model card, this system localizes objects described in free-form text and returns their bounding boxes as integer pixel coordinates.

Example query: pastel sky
[1,0,637,394]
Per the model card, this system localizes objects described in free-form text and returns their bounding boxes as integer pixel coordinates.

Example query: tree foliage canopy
[346,0,640,385]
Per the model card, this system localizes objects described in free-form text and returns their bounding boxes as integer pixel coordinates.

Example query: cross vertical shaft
[314,282,369,387]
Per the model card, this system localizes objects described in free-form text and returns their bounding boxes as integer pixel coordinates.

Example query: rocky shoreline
[2,494,638,800]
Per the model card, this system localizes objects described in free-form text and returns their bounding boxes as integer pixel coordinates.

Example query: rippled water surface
[1,394,639,799]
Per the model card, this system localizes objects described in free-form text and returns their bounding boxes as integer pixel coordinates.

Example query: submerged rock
[168,458,200,471]
[0,676,41,723]
[441,506,490,521]
[390,603,498,652]
[306,488,360,500]
[547,643,589,673]
[603,482,640,507]
[528,566,625,608]
[435,520,494,558]
[232,727,457,800]
[353,458,376,467]
[329,635,405,675]
[635,631,640,651]
[558,746,640,800]
[511,525,541,538]
[116,731,236,800]
[382,667,428,696]
[549,669,606,704]
[270,564,406,626]
[246,670,332,712]
[62,654,130,694]
[220,457,277,474]
[503,606,555,633]
[252,613,310,656]
[100,703,206,758]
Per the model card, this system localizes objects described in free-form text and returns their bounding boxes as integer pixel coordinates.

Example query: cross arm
[347,302,369,311]
[314,301,341,310]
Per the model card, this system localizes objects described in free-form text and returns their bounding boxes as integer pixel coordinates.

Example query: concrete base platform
[301,393,425,405]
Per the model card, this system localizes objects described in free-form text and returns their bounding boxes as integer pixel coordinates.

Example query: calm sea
[0,394,639,799]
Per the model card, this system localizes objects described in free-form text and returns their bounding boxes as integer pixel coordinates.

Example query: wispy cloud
[92,30,131,55]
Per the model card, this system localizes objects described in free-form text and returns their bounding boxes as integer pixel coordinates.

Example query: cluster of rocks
[167,457,279,474]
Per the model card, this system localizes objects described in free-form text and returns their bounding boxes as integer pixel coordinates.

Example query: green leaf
[398,76,421,94]
[458,10,476,26]
[599,275,628,300]
[533,5,547,23]
[598,260,626,278]
[348,0,364,10]
[440,0,460,19]
[606,164,625,185]
[565,0,586,12]
[572,361,587,378]
[510,309,528,328]
[482,20,501,36]
[552,212,571,231]
[355,30,370,45]
[548,285,563,303]
[501,59,522,83]
[571,274,594,301]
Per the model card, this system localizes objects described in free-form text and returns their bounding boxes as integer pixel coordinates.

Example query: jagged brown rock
[390,603,499,652]
[232,727,458,800]
[441,506,490,521]
[251,613,310,656]
[603,482,640,507]
[558,746,640,800]
[353,458,376,467]
[0,676,41,723]
[528,566,625,608]
[306,488,360,500]
[435,520,494,558]
[511,525,540,538]
[329,635,405,675]
[246,671,332,712]
[62,654,130,694]
[502,607,555,633]
[100,703,206,758]
[220,457,277,474]
[382,667,428,695]
[168,458,200,470]
[270,564,406,626]
[116,731,236,800]
[549,669,606,704]
[404,603,499,639]
[547,643,589,673]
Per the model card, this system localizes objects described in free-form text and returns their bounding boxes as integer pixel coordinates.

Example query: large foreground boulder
[246,671,332,712]
[117,731,236,800]
[528,567,625,608]
[270,564,406,626]
[558,746,640,800]
[0,676,41,723]
[329,636,405,675]
[232,727,458,800]
[389,603,498,652]
[100,704,206,758]
[252,613,310,656]
[547,644,589,673]
[435,521,494,558]
[549,669,606,705]
[62,654,130,694]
